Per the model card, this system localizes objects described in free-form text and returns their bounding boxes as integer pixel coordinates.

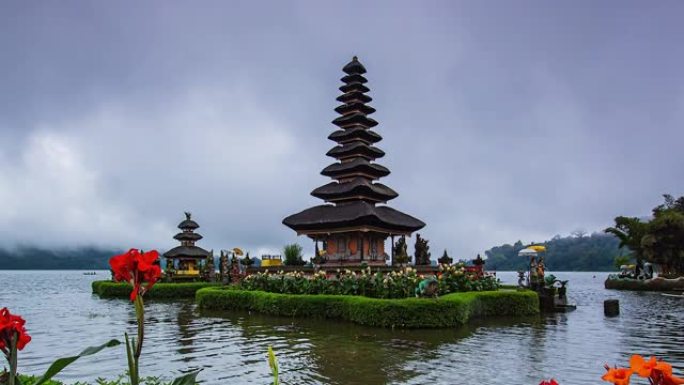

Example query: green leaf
[34,339,121,385]
[268,346,279,385]
[170,369,202,385]
[125,333,137,385]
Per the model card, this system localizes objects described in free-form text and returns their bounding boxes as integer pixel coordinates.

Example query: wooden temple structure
[163,212,212,279]
[283,57,425,266]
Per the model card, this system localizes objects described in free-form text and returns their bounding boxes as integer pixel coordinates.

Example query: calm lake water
[0,271,682,385]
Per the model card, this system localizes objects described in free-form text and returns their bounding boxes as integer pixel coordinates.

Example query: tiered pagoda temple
[283,57,425,266]
[163,212,211,278]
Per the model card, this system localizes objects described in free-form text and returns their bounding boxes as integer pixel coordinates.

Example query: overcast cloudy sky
[1,1,683,259]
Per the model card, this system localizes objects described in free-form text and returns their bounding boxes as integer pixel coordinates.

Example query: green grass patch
[92,280,220,299]
[196,287,539,328]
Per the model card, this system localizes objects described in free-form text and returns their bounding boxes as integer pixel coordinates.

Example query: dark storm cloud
[1,1,683,258]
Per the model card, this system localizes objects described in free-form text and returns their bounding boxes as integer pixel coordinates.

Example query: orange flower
[652,370,684,385]
[630,355,672,378]
[602,367,633,385]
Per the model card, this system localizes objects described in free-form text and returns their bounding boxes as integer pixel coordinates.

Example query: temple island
[94,57,552,324]
[283,56,425,266]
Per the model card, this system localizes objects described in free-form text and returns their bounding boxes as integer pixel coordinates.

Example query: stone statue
[517,271,526,288]
[393,236,409,265]
[163,258,174,282]
[557,280,568,301]
[229,254,242,283]
[219,250,229,284]
[438,249,453,265]
[473,254,485,266]
[537,256,546,285]
[205,250,215,281]
[529,256,538,290]
[415,277,439,298]
[414,233,431,266]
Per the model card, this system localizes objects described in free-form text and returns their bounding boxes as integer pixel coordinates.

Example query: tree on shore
[604,216,648,267]
[606,194,684,277]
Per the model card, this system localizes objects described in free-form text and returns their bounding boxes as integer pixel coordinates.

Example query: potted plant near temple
[544,274,559,297]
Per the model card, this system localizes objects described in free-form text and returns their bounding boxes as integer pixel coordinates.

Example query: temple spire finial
[343,56,366,75]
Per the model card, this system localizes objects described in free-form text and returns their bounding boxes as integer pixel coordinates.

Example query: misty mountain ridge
[0,246,123,270]
[1,232,623,271]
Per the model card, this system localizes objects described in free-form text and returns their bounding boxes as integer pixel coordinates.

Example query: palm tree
[604,216,648,263]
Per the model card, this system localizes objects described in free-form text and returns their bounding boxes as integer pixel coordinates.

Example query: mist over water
[1,271,682,384]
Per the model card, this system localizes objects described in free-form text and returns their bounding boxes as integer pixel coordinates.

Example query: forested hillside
[0,246,120,269]
[484,232,623,272]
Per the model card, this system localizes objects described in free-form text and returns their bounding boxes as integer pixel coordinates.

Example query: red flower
[0,308,31,352]
[539,379,559,385]
[109,249,162,301]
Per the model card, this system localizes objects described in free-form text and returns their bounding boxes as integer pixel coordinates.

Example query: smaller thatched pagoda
[164,212,211,279]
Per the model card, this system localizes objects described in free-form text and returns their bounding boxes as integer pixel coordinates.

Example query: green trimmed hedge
[196,287,539,328]
[92,280,220,299]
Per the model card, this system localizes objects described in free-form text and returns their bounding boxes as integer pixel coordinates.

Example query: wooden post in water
[604,299,620,317]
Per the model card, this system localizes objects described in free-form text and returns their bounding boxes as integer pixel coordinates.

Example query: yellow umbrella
[529,245,546,252]
[232,247,244,256]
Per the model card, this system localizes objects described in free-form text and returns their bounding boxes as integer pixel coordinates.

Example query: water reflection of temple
[283,57,425,266]
[175,302,197,359]
[198,307,539,385]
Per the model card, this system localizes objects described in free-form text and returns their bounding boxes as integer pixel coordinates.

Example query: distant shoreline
[0,268,110,271]
[0,269,615,273]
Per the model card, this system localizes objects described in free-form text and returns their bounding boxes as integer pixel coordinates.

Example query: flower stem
[8,332,17,385]
[134,296,145,361]
[126,295,145,385]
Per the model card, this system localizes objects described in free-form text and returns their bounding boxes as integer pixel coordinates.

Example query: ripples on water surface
[0,271,682,384]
